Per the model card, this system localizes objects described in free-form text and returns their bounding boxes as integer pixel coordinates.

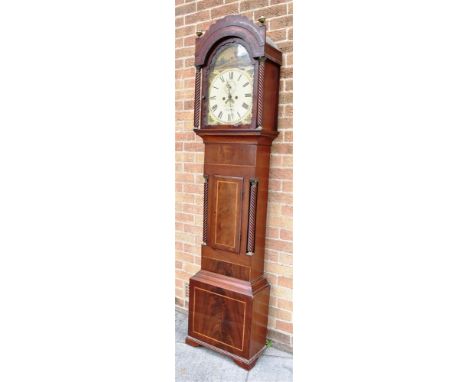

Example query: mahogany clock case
[185,15,283,371]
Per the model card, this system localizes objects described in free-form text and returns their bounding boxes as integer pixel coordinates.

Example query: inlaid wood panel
[205,143,256,166]
[209,175,243,253]
[192,287,246,352]
[202,257,251,281]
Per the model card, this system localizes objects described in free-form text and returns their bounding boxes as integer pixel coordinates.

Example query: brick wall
[175,0,293,351]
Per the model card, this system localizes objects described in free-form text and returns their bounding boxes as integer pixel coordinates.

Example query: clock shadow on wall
[178,15,285,371]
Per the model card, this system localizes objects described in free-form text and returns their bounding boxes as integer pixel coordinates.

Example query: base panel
[187,270,270,370]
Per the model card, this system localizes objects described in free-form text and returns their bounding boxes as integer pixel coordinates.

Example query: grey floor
[176,309,293,382]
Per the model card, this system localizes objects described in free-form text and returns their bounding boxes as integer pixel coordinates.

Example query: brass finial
[196,30,203,37]
[258,16,266,25]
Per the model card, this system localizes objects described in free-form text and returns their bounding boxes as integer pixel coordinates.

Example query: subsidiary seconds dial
[208,68,253,125]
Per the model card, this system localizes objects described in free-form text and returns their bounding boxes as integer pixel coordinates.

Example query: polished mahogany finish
[186,15,282,370]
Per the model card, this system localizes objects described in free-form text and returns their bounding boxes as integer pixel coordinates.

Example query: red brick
[175,68,194,79]
[183,163,203,173]
[197,0,224,11]
[282,180,293,192]
[278,118,293,129]
[267,238,293,252]
[281,66,293,78]
[281,105,293,117]
[176,25,195,38]
[278,276,292,289]
[268,179,282,192]
[269,15,293,30]
[176,251,194,263]
[269,192,293,204]
[277,298,292,311]
[183,183,202,193]
[240,0,269,12]
[270,168,292,180]
[175,2,196,16]
[183,36,196,47]
[184,77,195,88]
[175,132,194,141]
[279,253,292,266]
[195,20,212,32]
[183,224,201,234]
[281,205,292,217]
[239,10,254,20]
[272,143,292,154]
[176,46,194,59]
[175,173,194,183]
[175,16,184,28]
[276,320,293,333]
[280,229,292,241]
[210,3,239,19]
[176,212,194,223]
[279,91,293,104]
[266,227,279,239]
[182,203,201,214]
[283,131,293,142]
[268,28,287,42]
[184,142,203,152]
[175,37,184,48]
[183,243,198,254]
[254,4,287,20]
[185,10,210,25]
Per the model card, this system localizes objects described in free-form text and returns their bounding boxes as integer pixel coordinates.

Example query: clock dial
[208,68,253,125]
[206,43,254,126]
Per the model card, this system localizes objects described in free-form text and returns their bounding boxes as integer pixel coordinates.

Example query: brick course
[175,0,293,351]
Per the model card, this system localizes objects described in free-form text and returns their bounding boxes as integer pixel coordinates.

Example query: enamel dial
[208,68,253,125]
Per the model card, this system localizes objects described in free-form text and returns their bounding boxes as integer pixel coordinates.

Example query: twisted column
[256,57,265,129]
[246,178,258,255]
[202,175,208,244]
[194,65,202,129]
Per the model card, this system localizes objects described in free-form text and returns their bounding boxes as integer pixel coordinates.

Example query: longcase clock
[185,15,282,370]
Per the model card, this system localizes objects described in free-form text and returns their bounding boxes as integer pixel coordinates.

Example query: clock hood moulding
[195,15,282,67]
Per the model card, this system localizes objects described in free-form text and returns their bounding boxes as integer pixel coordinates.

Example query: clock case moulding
[185,15,283,371]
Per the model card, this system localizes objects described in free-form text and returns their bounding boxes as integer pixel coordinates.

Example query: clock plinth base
[185,335,265,371]
[232,357,258,371]
[187,270,270,369]
[185,337,201,347]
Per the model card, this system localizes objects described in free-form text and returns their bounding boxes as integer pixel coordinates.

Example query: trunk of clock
[186,131,277,369]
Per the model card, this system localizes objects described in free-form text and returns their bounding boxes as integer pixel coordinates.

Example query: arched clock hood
[195,15,282,67]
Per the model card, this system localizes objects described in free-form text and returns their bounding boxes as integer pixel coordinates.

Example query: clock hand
[225,82,234,105]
